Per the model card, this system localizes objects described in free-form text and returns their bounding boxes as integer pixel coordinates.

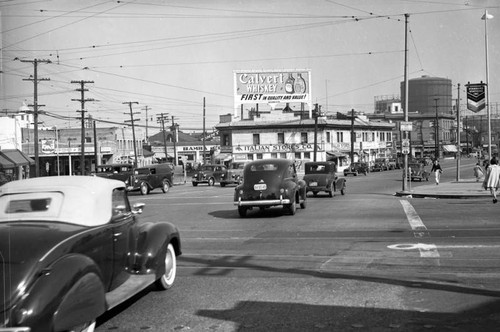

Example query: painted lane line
[399,200,440,258]
[389,243,500,250]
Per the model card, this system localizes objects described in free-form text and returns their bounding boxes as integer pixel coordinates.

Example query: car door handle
[113,232,122,237]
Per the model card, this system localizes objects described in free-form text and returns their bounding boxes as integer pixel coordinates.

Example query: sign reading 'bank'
[466,82,486,113]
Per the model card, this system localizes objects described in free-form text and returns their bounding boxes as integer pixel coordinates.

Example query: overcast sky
[1,0,499,133]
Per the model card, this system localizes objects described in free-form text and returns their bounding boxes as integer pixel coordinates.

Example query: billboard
[234,69,312,106]
[466,82,486,113]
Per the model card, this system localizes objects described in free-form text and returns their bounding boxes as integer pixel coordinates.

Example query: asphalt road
[96,158,500,331]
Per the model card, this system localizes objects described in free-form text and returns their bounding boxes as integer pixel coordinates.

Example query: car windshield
[135,168,150,175]
[201,166,213,171]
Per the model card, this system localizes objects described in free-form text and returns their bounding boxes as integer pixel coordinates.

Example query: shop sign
[233,143,321,153]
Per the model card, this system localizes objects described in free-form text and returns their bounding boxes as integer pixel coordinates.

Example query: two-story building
[216,109,395,173]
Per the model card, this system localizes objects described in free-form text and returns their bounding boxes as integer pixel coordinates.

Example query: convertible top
[0,176,126,226]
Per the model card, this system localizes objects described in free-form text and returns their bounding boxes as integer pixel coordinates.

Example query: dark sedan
[234,159,307,217]
[303,161,346,197]
[0,176,181,332]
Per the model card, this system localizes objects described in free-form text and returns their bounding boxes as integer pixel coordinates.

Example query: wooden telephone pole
[71,80,94,174]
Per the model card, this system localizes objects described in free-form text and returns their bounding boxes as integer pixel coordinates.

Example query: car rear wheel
[140,182,149,195]
[220,182,226,187]
[156,243,177,290]
[354,171,358,176]
[238,206,247,217]
[328,183,334,198]
[341,187,346,195]
[300,198,306,209]
[161,180,170,193]
[192,182,198,186]
[208,177,215,186]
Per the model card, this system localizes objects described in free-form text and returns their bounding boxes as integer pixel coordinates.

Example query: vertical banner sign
[466,83,486,113]
[234,69,312,106]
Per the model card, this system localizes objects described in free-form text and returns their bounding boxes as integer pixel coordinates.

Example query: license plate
[309,182,318,187]
[254,183,267,191]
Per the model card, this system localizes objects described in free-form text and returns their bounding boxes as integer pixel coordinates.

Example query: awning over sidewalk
[326,151,347,158]
[442,145,458,152]
[0,149,34,167]
[0,154,15,169]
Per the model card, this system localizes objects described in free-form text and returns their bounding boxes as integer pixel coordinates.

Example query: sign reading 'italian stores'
[466,82,486,113]
[234,69,312,105]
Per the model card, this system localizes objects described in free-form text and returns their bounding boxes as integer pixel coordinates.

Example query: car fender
[18,254,105,332]
[137,222,181,276]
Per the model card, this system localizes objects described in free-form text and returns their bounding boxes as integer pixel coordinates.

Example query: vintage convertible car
[0,176,181,332]
[234,159,307,217]
[303,161,346,197]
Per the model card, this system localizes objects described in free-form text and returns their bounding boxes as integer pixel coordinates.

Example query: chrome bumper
[234,197,291,206]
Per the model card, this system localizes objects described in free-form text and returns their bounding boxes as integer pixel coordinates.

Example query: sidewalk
[395,178,491,199]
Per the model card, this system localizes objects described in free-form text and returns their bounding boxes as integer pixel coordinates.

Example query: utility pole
[123,102,139,168]
[402,13,410,193]
[203,97,206,165]
[434,97,440,159]
[313,104,319,162]
[142,105,151,142]
[350,108,355,164]
[71,80,94,175]
[456,84,461,181]
[20,58,51,177]
[171,115,179,166]
[156,113,170,163]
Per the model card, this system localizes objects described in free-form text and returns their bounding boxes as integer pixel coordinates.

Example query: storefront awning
[0,154,15,169]
[326,151,347,158]
[442,145,458,152]
[0,149,34,167]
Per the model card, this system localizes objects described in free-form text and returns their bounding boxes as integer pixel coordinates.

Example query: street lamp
[482,9,494,159]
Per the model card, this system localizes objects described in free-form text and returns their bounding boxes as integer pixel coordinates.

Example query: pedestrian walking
[430,159,443,185]
[473,162,484,182]
[483,158,500,203]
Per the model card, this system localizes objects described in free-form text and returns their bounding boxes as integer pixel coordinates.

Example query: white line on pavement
[399,200,440,258]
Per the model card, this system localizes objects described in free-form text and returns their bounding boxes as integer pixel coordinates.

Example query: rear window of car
[306,164,326,173]
[249,163,279,172]
[0,192,63,221]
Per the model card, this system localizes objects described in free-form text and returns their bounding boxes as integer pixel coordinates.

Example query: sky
[1,0,499,134]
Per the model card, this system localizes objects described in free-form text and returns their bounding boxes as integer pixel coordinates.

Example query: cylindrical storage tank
[400,76,452,115]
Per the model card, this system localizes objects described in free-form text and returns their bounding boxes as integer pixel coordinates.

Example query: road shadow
[210,207,302,219]
[197,299,500,331]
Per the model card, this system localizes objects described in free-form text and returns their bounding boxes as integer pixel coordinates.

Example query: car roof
[0,176,125,226]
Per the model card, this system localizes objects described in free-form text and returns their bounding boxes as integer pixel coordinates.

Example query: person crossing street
[430,159,443,185]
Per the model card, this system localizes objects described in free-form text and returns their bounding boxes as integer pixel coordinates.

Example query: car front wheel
[156,243,177,290]
[69,320,96,332]
[140,182,149,195]
[162,180,170,193]
[208,177,215,186]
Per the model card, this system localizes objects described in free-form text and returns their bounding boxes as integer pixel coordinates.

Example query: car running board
[105,274,156,310]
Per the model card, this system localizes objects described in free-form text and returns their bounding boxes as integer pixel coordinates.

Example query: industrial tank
[400,76,452,115]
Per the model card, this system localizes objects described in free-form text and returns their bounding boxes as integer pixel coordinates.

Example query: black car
[303,161,346,197]
[126,163,174,195]
[0,176,181,332]
[234,159,307,217]
[192,164,227,186]
[343,162,369,176]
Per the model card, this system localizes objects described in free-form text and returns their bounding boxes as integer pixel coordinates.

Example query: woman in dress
[483,158,500,204]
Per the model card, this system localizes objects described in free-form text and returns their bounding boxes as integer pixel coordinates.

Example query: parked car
[372,158,390,171]
[220,161,248,187]
[192,164,227,186]
[387,158,400,170]
[95,163,134,182]
[126,163,174,195]
[0,176,181,332]
[303,161,346,197]
[234,159,307,217]
[404,162,430,181]
[343,162,369,176]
